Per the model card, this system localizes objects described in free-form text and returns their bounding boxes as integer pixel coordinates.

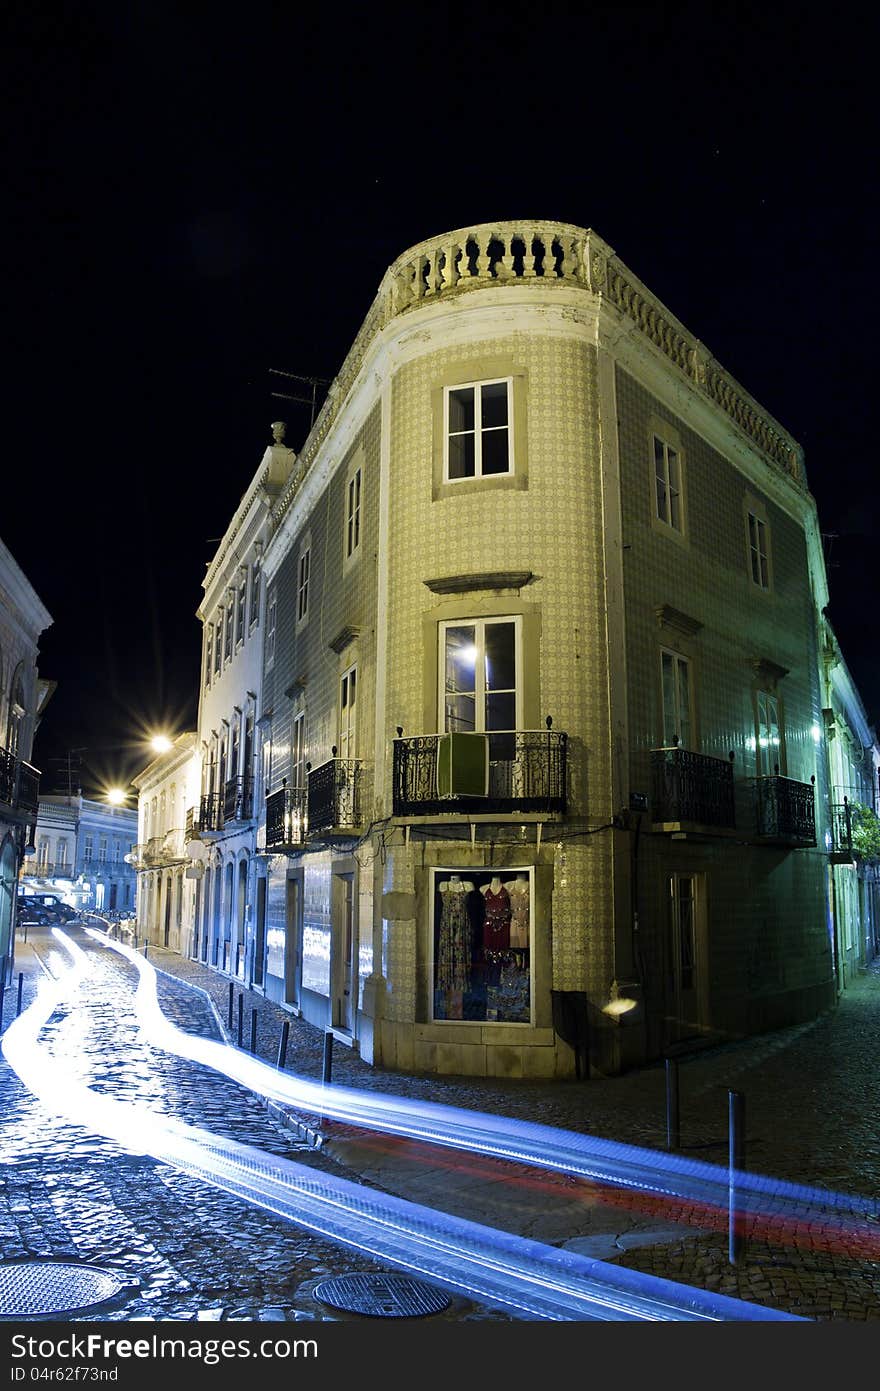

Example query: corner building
[258,220,837,1078]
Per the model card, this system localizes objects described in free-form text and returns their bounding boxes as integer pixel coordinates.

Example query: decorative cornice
[751,657,790,684]
[655,604,703,637]
[424,570,533,595]
[328,624,361,654]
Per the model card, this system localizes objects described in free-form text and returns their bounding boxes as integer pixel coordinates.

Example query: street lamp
[106,788,127,805]
[150,735,173,754]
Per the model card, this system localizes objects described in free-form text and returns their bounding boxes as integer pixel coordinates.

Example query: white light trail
[90,930,879,1234]
[1,929,803,1321]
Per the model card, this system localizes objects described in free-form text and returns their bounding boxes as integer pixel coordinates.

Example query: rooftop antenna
[269,368,331,429]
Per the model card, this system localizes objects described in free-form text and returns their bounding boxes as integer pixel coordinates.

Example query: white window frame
[345,466,362,562]
[653,433,684,534]
[224,603,233,662]
[249,561,261,629]
[747,508,771,590]
[438,616,523,735]
[266,591,277,670]
[204,625,213,688]
[236,581,246,645]
[338,664,357,760]
[660,647,693,749]
[755,689,784,775]
[83,834,93,863]
[297,541,311,626]
[292,710,306,791]
[443,377,514,483]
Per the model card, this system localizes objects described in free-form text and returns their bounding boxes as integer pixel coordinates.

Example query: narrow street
[2,923,879,1322]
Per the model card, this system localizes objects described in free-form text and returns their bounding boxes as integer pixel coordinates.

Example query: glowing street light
[150,735,173,754]
[106,788,127,805]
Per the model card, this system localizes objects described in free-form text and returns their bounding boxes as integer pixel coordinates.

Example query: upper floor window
[440,617,522,742]
[297,545,311,624]
[292,710,306,791]
[747,509,770,589]
[236,581,246,643]
[661,648,693,749]
[445,379,512,481]
[113,840,121,863]
[266,591,277,669]
[755,690,783,774]
[204,625,213,687]
[338,666,358,759]
[346,467,362,560]
[213,619,222,675]
[37,838,49,869]
[653,434,683,533]
[224,604,233,661]
[98,837,108,863]
[83,834,93,862]
[56,839,68,869]
[250,561,261,628]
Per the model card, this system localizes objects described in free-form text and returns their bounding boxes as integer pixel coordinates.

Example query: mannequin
[481,875,511,950]
[437,874,475,1002]
[504,872,530,948]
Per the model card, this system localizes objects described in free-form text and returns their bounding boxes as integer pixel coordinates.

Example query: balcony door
[338,666,357,759]
[667,872,708,1040]
[440,618,522,791]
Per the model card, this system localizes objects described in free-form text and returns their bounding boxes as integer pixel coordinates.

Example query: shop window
[432,867,532,1024]
[445,378,512,481]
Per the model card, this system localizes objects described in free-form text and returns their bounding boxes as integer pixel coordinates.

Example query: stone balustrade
[274,219,805,522]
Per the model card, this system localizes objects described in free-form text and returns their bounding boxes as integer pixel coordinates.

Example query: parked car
[17,893,78,924]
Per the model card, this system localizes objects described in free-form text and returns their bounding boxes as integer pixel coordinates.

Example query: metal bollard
[322,1029,333,1085]
[277,1020,290,1071]
[143,942,148,958]
[0,980,4,1030]
[665,1057,680,1150]
[17,972,24,1017]
[228,981,234,1030]
[250,1006,257,1055]
[237,993,243,1048]
[728,1089,746,1264]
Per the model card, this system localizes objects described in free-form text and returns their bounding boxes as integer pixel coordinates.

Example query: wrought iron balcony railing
[223,775,254,825]
[651,745,736,830]
[265,785,308,850]
[307,758,364,836]
[392,730,568,818]
[0,745,40,818]
[198,792,224,834]
[753,774,816,845]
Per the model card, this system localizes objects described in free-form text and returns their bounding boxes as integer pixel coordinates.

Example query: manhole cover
[0,1262,134,1320]
[314,1272,451,1318]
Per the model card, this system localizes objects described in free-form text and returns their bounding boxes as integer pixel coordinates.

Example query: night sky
[4,4,878,797]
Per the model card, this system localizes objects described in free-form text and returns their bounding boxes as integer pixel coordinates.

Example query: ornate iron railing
[0,746,40,816]
[754,774,816,844]
[198,792,224,833]
[223,775,254,824]
[307,759,363,835]
[651,746,736,829]
[265,785,308,849]
[392,730,567,817]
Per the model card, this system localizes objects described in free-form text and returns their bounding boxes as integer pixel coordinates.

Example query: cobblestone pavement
[3,921,880,1322]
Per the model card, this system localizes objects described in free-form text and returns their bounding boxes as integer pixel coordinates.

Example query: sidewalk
[6,923,880,1320]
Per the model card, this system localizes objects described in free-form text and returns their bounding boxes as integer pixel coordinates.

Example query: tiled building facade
[181,221,877,1079]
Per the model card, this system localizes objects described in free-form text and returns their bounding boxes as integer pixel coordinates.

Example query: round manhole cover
[314,1272,451,1318]
[0,1262,134,1320]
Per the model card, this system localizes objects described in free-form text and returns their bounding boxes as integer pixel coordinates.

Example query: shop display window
[431,866,532,1023]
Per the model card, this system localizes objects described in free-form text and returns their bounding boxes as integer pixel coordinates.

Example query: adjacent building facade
[21,793,138,915]
[131,735,199,950]
[0,536,52,978]
[172,220,877,1080]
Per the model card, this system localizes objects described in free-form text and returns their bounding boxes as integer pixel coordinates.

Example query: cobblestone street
[2,922,879,1322]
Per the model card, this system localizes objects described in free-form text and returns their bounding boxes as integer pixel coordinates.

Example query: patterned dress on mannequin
[482,884,512,951]
[437,884,472,992]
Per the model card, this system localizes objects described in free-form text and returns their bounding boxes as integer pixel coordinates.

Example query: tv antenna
[269,368,331,429]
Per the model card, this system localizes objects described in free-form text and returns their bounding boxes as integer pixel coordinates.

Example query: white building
[132,733,199,950]
[0,536,52,976]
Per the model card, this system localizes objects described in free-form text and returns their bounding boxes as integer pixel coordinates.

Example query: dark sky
[4,3,878,796]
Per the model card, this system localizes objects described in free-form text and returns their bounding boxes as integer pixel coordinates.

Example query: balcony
[198,792,224,835]
[651,746,736,832]
[223,775,254,825]
[307,758,364,837]
[0,745,40,819]
[265,785,308,851]
[143,836,165,867]
[392,730,568,819]
[162,827,185,861]
[753,774,816,846]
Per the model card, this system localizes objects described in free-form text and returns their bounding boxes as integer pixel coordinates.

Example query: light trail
[1,930,802,1321]
[88,929,879,1245]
